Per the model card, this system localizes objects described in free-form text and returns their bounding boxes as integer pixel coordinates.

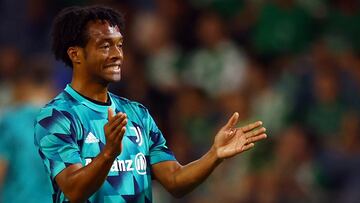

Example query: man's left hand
[213,112,267,160]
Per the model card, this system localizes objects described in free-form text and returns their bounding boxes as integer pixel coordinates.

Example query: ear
[67,47,83,65]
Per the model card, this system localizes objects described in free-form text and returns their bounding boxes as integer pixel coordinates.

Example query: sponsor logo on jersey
[85,132,99,144]
[85,152,147,175]
[134,153,147,175]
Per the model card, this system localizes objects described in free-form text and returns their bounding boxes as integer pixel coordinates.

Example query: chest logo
[134,153,147,175]
[84,152,147,175]
[130,126,143,146]
[85,132,99,144]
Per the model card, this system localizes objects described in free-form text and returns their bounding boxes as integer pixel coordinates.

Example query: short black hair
[51,5,125,68]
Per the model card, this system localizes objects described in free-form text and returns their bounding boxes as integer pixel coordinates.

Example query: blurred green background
[1,0,360,202]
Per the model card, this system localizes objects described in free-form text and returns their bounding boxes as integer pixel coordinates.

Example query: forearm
[57,151,115,203]
[154,115,266,198]
[168,147,222,197]
[174,147,222,195]
[57,110,127,202]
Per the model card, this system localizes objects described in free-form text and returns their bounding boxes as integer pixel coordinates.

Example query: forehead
[86,20,123,41]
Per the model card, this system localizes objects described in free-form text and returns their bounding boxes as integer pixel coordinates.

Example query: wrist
[209,145,223,165]
[101,148,118,161]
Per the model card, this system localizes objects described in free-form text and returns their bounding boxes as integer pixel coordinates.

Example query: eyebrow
[97,37,123,44]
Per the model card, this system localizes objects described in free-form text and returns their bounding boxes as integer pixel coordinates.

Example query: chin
[102,72,121,83]
[107,76,121,83]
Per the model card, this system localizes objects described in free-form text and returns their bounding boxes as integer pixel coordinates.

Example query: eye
[116,43,123,49]
[100,43,110,49]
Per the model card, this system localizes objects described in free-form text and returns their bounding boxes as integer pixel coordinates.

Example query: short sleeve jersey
[34,84,176,203]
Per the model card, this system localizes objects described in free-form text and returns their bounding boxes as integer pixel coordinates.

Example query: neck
[71,71,109,103]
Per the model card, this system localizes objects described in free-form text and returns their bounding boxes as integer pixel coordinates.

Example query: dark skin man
[53,19,266,203]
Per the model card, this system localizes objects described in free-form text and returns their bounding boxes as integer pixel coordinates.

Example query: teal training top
[0,105,52,203]
[34,84,176,203]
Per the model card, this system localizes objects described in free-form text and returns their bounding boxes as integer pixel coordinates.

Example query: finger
[225,112,239,129]
[104,112,124,135]
[241,143,255,152]
[108,108,114,120]
[119,117,128,128]
[247,133,267,143]
[115,126,127,143]
[241,121,263,133]
[245,127,266,138]
[109,126,125,143]
[106,113,122,129]
[107,111,123,126]
[111,120,127,142]
[108,113,127,131]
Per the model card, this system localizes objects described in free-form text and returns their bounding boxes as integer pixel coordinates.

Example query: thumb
[225,112,239,129]
[108,108,114,120]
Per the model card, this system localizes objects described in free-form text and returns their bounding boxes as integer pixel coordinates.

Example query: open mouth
[105,64,121,72]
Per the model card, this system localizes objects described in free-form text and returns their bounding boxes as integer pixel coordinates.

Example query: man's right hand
[103,108,127,158]
[54,108,127,202]
[54,108,128,202]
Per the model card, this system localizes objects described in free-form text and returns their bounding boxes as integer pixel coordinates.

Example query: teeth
[108,65,120,70]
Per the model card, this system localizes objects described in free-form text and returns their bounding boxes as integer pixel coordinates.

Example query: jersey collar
[64,84,116,113]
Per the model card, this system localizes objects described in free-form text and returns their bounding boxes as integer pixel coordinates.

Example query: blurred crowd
[1,0,360,202]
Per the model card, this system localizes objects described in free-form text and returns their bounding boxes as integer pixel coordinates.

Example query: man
[34,6,267,203]
[0,57,53,202]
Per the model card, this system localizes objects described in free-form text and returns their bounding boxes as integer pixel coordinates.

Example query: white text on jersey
[84,152,147,175]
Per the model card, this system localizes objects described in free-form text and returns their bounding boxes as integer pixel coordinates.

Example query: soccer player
[34,6,267,203]
[0,59,53,203]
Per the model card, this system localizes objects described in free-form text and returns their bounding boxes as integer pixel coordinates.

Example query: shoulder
[34,92,82,145]
[109,93,149,114]
[35,91,79,130]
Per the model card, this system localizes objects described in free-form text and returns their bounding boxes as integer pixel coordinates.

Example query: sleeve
[34,107,82,179]
[145,109,176,165]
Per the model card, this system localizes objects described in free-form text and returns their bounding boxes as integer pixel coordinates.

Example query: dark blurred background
[1,0,360,202]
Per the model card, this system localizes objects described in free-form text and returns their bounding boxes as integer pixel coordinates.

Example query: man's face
[80,20,123,84]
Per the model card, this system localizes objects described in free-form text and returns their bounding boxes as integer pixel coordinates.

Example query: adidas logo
[85,132,99,144]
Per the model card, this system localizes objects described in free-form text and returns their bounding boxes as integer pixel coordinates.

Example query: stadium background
[1,0,360,202]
